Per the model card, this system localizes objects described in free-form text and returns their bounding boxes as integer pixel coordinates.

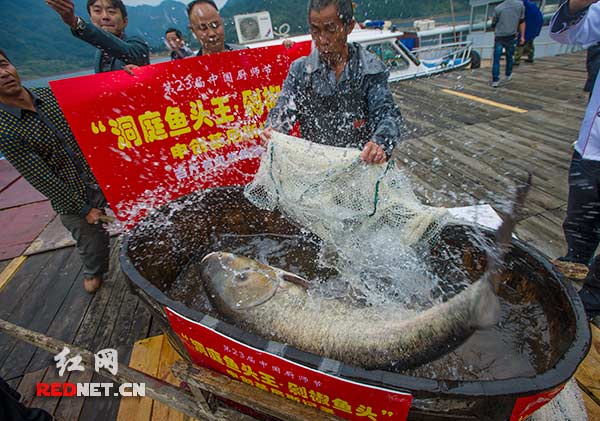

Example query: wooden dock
[0,50,598,419]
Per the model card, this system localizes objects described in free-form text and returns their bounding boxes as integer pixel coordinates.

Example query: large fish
[200,177,531,370]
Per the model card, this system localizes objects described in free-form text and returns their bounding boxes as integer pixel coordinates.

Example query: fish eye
[233,273,249,284]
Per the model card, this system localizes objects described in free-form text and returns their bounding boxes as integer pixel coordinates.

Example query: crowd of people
[0,0,401,298]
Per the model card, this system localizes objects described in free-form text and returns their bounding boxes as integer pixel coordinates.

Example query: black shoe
[591,314,600,329]
[557,255,590,265]
[525,58,534,63]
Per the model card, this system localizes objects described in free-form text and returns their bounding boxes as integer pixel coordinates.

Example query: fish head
[200,252,281,313]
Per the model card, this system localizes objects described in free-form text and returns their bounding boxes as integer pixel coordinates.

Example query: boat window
[471,5,490,32]
[420,35,440,47]
[442,32,459,44]
[541,0,560,14]
[367,43,410,70]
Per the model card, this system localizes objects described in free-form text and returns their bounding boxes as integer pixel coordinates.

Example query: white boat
[395,0,580,61]
[250,28,473,82]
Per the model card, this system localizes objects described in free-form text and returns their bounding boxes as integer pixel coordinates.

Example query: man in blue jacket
[551,0,600,327]
[515,0,544,65]
[47,0,150,73]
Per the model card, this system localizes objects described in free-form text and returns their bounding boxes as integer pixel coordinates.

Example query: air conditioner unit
[414,19,436,31]
[234,12,275,44]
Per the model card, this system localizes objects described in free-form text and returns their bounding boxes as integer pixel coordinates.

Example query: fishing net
[244,131,451,266]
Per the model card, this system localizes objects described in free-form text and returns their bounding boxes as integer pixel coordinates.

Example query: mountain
[1,0,189,79]
[1,0,469,79]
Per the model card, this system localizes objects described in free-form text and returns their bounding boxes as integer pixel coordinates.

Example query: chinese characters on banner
[166,308,413,421]
[49,42,312,223]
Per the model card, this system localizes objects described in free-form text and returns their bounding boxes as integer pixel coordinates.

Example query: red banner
[49,42,311,223]
[166,307,413,420]
[510,384,565,421]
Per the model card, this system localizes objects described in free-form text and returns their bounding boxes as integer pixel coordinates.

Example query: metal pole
[450,0,458,42]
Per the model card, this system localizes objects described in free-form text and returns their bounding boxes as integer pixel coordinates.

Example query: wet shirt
[0,88,98,216]
[72,21,150,73]
[266,43,403,155]
[551,2,600,160]
[492,0,525,39]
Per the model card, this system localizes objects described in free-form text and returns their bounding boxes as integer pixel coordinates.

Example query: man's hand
[123,64,140,76]
[520,35,526,46]
[568,0,599,14]
[360,141,387,165]
[85,208,104,225]
[46,0,78,28]
[259,127,273,146]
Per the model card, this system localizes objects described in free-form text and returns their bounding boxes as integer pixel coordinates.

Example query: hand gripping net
[244,132,450,266]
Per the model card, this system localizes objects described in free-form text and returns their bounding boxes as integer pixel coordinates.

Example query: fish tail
[487,173,532,292]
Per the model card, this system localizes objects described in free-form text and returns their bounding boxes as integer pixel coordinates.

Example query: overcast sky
[123,0,228,7]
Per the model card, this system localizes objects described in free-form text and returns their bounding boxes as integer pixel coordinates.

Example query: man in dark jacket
[47,0,150,73]
[262,0,403,164]
[514,0,544,64]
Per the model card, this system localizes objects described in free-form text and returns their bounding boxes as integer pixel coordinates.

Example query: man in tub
[260,0,404,165]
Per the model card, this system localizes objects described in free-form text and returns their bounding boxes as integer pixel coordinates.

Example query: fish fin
[281,271,310,289]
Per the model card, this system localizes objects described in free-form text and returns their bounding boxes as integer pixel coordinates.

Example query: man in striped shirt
[0,50,109,293]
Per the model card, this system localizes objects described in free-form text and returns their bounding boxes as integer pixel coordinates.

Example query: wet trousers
[562,151,600,264]
[59,187,110,279]
[514,39,535,63]
[579,255,600,318]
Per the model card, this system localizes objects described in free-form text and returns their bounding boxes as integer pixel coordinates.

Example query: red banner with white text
[166,307,413,420]
[49,42,311,223]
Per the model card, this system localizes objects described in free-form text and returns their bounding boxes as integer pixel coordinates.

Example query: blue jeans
[492,38,517,82]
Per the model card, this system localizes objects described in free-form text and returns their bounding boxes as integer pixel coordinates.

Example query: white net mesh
[244,131,451,270]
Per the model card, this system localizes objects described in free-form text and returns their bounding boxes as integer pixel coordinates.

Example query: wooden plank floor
[391,51,589,259]
[117,335,193,421]
[0,50,598,420]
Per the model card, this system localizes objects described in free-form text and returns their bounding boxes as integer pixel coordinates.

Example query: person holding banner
[262,0,403,165]
[46,0,150,73]
[187,0,245,56]
[0,50,110,293]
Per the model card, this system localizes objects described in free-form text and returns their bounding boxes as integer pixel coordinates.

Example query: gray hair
[307,0,354,26]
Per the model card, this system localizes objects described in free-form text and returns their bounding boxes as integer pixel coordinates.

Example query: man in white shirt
[550,0,600,326]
